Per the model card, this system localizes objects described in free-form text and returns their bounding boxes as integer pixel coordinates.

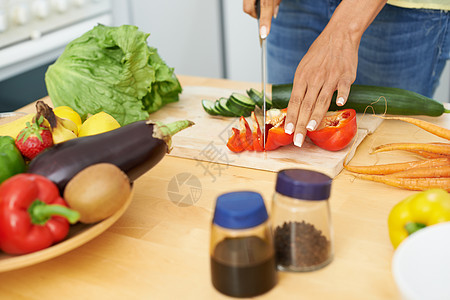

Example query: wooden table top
[0,75,448,299]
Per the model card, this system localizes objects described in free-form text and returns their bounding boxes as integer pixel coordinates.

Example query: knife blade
[255,0,267,149]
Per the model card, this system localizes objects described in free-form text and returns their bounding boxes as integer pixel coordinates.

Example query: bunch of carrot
[344,116,450,191]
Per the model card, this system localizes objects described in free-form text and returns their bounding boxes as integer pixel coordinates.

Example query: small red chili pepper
[306,109,357,151]
[0,174,80,254]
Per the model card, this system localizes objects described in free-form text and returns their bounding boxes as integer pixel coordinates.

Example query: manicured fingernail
[306,120,317,131]
[285,122,294,134]
[274,5,279,19]
[260,26,267,39]
[337,97,345,106]
[294,133,304,147]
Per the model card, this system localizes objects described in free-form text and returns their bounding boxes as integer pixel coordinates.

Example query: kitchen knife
[255,0,267,149]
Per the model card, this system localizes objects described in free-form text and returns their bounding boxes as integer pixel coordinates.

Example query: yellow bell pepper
[388,189,450,249]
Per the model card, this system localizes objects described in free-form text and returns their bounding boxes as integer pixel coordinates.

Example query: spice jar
[271,169,334,272]
[210,191,277,298]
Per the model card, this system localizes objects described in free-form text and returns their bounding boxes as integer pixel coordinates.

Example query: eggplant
[27,119,194,193]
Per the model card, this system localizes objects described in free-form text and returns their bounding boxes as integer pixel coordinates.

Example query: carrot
[356,174,450,191]
[372,143,450,155]
[376,116,450,140]
[406,149,450,159]
[389,165,450,178]
[344,157,450,175]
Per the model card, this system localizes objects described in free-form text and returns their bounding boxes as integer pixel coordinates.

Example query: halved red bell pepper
[306,109,357,151]
[264,108,293,151]
[0,174,80,254]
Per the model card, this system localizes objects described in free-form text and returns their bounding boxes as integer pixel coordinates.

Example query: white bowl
[392,222,450,300]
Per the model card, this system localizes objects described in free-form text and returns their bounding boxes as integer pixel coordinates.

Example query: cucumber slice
[214,99,236,117]
[202,99,219,115]
[213,99,226,115]
[203,93,257,118]
[246,88,263,108]
[229,93,256,107]
[246,88,273,109]
[226,97,254,117]
[218,98,240,117]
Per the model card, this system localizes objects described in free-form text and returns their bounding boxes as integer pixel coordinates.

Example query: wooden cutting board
[149,86,384,178]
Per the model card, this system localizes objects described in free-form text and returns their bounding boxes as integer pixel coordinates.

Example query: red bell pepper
[265,126,294,151]
[0,174,80,254]
[226,108,357,152]
[306,109,357,151]
[226,127,244,153]
[226,116,257,152]
[251,112,264,152]
[264,108,294,151]
[239,116,254,151]
[226,108,293,152]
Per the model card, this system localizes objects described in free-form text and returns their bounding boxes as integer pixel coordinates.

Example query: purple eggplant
[27,120,194,193]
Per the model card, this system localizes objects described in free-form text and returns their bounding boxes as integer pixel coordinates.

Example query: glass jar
[271,169,334,272]
[210,191,277,298]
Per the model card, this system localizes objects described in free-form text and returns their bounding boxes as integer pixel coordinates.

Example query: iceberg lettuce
[45,24,182,126]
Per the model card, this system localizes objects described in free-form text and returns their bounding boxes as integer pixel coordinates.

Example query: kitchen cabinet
[0,0,114,111]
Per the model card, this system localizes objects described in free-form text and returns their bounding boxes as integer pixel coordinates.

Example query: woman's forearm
[327,0,388,43]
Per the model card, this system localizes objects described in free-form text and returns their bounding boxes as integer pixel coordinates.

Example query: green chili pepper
[0,136,26,184]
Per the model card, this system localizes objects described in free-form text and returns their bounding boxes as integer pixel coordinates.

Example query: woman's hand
[243,0,282,39]
[284,0,387,147]
[284,24,359,147]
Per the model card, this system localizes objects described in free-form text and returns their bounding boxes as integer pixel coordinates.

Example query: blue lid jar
[213,191,269,229]
[210,191,277,297]
[272,169,334,272]
[275,169,332,201]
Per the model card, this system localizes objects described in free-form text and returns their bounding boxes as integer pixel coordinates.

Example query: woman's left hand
[284,0,387,147]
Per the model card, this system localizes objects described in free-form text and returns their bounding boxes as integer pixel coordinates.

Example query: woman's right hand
[243,0,282,39]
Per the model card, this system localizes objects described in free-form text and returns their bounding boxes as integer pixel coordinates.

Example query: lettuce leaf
[45,24,182,126]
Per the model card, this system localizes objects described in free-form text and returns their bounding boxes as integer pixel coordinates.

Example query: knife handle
[255,0,261,19]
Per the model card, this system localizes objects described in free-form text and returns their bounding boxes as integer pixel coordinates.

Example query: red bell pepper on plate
[0,174,80,254]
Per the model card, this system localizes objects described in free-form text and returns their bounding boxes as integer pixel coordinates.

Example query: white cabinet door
[129,0,224,79]
[222,0,261,83]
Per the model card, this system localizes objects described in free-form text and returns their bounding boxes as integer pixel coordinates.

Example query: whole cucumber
[271,84,448,116]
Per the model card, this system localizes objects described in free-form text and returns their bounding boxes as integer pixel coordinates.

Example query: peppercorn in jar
[271,169,334,272]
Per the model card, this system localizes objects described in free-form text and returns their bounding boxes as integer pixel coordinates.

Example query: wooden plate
[0,187,134,272]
